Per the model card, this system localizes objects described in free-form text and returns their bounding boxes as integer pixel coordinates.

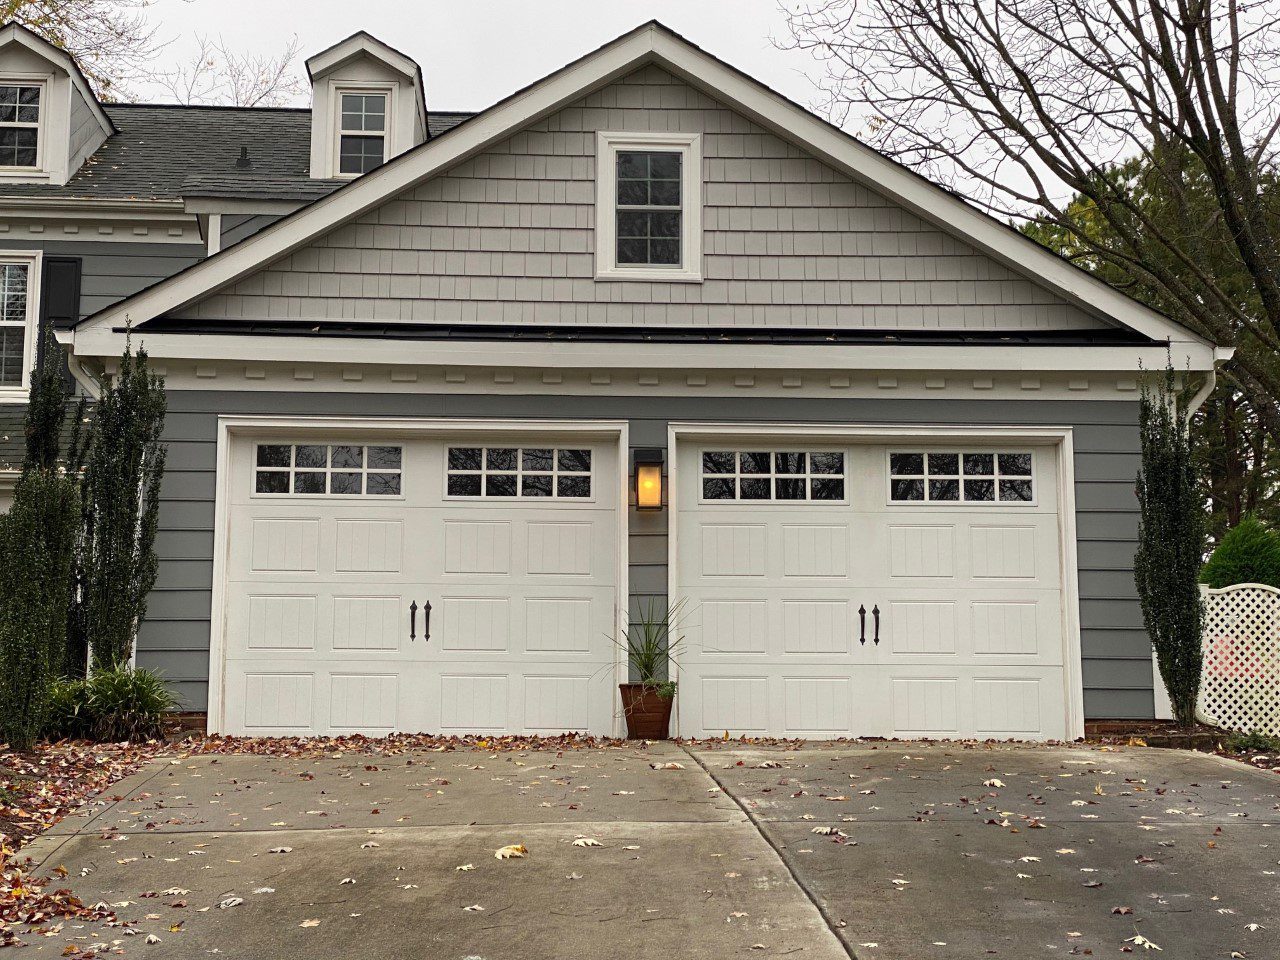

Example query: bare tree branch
[1,0,163,100]
[154,34,305,107]
[779,0,1280,442]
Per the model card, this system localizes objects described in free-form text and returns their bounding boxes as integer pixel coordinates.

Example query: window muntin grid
[0,262,30,387]
[254,444,402,496]
[446,447,592,499]
[615,150,682,266]
[700,450,846,502]
[888,451,1034,503]
[0,84,40,168]
[338,92,386,175]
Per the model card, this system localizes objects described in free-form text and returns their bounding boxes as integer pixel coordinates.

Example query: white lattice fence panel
[1197,584,1280,737]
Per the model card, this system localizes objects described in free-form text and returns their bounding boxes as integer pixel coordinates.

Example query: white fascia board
[72,22,1210,352]
[306,32,419,82]
[74,28,659,337]
[69,328,1217,373]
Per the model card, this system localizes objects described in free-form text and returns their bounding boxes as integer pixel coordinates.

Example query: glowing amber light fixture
[634,449,664,510]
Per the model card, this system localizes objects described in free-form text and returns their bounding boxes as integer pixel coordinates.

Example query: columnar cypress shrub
[78,341,167,669]
[0,472,81,748]
[1134,363,1207,729]
[0,331,84,749]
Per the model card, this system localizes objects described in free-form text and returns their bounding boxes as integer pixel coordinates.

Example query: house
[3,22,1223,740]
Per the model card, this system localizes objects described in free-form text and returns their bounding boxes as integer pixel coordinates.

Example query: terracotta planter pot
[619,683,674,740]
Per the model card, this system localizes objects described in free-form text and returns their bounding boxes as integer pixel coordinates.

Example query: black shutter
[37,256,82,373]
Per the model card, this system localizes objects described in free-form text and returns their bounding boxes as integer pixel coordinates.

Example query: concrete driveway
[15,741,1280,959]
[17,741,845,959]
[688,742,1280,958]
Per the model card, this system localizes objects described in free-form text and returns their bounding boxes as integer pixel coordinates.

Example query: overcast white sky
[139,0,822,113]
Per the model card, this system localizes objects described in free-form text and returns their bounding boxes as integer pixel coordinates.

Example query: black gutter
[127,317,1159,347]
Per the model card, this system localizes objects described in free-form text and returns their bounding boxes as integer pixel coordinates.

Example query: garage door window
[447,446,592,498]
[255,444,402,496]
[701,450,845,501]
[889,451,1033,503]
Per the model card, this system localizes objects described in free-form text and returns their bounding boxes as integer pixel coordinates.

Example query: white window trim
[0,249,42,402]
[331,82,394,180]
[595,131,702,282]
[0,76,47,179]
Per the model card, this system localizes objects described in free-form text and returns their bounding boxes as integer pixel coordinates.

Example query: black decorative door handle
[424,600,432,642]
[872,605,881,646]
[858,604,867,646]
[409,600,418,641]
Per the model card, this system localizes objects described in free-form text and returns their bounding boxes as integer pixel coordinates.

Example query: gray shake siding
[175,65,1108,334]
[144,390,1151,720]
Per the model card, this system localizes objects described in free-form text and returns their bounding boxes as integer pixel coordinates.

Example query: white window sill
[0,169,48,182]
[0,390,30,404]
[595,265,703,283]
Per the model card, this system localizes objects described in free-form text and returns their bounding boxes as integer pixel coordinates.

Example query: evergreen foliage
[78,340,167,669]
[1134,364,1207,728]
[1199,515,1280,589]
[0,332,83,750]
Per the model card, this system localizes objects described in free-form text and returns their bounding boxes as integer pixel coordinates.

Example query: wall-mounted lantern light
[634,448,664,510]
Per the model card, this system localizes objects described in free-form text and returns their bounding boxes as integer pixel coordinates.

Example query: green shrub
[1135,364,1206,729]
[0,470,81,750]
[1226,730,1280,753]
[42,666,176,743]
[1200,515,1280,588]
[44,677,92,740]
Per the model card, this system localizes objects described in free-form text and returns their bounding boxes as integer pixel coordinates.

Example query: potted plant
[616,598,686,740]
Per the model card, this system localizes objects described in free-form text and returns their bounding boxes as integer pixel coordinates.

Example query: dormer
[0,22,113,185]
[306,32,426,180]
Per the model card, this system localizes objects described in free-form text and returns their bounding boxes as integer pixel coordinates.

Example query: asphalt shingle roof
[0,104,474,203]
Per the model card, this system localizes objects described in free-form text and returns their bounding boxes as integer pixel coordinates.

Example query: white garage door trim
[667,422,1084,741]
[207,415,630,736]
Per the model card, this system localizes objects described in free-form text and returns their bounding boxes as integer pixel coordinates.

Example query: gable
[171,65,1106,332]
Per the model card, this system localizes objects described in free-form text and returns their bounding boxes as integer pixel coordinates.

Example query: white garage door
[219,432,620,736]
[676,439,1072,740]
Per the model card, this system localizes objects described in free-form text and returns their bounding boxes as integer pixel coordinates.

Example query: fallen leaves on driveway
[495,843,528,859]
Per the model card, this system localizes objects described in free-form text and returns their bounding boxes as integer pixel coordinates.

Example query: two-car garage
[210,419,1081,742]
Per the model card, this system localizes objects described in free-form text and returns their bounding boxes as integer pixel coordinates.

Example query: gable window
[337,91,387,175]
[0,256,37,394]
[0,83,40,168]
[596,132,701,282]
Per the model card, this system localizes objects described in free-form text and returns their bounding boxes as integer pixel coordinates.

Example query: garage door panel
[677,439,1071,741]
[220,433,620,737]
[782,677,853,735]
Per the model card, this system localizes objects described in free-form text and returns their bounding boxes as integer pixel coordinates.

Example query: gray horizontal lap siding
[173,65,1106,333]
[145,391,1149,720]
[3,240,204,319]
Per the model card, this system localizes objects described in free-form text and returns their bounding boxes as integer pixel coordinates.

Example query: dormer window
[0,83,41,168]
[595,132,702,282]
[337,90,387,175]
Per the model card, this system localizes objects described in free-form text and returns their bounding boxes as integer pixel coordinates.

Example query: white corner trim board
[70,23,1212,356]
